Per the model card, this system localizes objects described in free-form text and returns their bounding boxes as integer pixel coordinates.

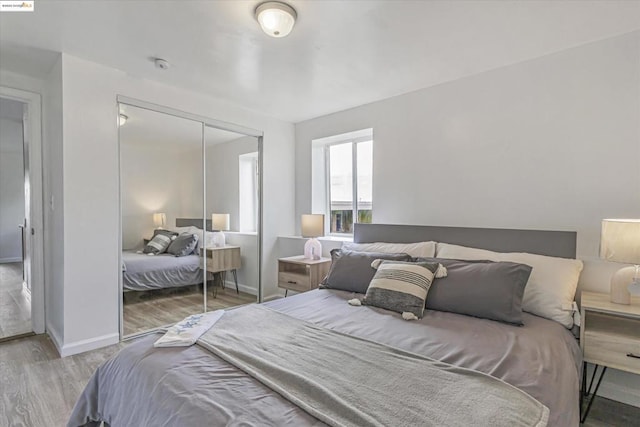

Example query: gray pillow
[320,249,413,294]
[166,233,199,257]
[143,230,178,255]
[363,260,440,318]
[417,257,532,325]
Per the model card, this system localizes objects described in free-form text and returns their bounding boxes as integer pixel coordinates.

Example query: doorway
[0,87,44,341]
[0,97,30,339]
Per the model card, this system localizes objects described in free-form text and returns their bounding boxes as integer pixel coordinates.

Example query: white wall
[54,53,294,355]
[42,56,65,347]
[294,32,640,406]
[205,136,258,231]
[121,142,203,250]
[0,117,25,262]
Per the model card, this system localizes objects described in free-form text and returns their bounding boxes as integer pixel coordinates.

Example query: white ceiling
[1,1,639,123]
[119,104,248,150]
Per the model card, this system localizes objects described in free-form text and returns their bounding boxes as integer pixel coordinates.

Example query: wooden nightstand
[579,291,640,422]
[278,255,331,297]
[200,246,241,297]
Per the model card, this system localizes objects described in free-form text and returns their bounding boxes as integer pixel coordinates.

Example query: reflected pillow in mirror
[167,233,199,257]
[143,230,177,255]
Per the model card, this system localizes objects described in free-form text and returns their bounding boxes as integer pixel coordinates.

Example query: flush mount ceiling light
[118,113,128,126]
[255,1,297,38]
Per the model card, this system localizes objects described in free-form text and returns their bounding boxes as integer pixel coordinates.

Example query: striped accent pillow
[143,230,177,255]
[363,261,440,318]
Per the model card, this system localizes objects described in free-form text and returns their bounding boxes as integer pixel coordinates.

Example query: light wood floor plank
[123,285,255,336]
[0,263,31,339]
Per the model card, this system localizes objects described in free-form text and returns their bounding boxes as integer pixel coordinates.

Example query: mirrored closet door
[203,126,259,313]
[119,99,262,338]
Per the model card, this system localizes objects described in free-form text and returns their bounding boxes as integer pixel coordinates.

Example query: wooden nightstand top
[278,255,331,265]
[581,291,640,319]
[201,245,241,252]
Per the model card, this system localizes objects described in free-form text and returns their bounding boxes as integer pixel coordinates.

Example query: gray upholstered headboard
[176,218,212,231]
[353,223,576,259]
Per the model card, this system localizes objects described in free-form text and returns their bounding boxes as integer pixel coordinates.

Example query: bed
[71,224,583,426]
[122,250,204,291]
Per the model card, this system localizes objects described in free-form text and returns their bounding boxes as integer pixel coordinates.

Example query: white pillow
[342,241,436,258]
[435,243,583,328]
[169,226,193,234]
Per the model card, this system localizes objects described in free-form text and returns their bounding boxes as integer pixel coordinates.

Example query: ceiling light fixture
[255,1,297,38]
[118,113,128,126]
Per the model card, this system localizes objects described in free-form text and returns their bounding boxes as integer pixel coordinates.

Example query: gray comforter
[198,304,548,427]
[68,289,581,426]
[122,251,204,291]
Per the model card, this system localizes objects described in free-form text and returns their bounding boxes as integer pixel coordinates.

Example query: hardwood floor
[1,332,639,426]
[123,284,256,336]
[0,334,129,426]
[0,262,31,340]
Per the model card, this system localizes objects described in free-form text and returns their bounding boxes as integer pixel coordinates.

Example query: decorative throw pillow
[320,249,413,294]
[435,243,584,328]
[143,229,178,255]
[416,258,532,325]
[342,241,436,258]
[166,233,199,257]
[363,260,440,318]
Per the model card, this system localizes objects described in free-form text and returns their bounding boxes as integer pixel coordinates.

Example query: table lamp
[600,219,640,304]
[302,214,324,260]
[211,213,230,247]
[153,212,166,229]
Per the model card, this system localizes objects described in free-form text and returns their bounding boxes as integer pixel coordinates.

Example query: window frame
[324,136,373,235]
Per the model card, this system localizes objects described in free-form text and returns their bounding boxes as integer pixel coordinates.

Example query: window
[239,152,259,232]
[312,129,373,235]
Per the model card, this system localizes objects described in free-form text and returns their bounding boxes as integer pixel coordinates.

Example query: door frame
[0,86,45,334]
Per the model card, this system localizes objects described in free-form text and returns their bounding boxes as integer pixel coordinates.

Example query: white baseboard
[47,324,63,356]
[263,293,284,302]
[0,257,22,263]
[60,333,120,357]
[222,280,257,296]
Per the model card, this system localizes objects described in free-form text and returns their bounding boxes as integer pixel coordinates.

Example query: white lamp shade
[600,219,640,264]
[152,212,166,228]
[301,214,324,238]
[212,213,230,231]
[255,1,296,38]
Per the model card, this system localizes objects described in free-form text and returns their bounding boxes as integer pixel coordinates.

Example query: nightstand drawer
[278,272,312,291]
[584,331,640,375]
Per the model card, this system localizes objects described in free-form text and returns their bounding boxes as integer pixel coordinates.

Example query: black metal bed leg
[581,364,607,424]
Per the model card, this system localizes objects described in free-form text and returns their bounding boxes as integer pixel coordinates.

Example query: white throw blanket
[154,310,225,347]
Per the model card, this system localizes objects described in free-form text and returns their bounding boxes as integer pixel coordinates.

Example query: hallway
[0,262,30,339]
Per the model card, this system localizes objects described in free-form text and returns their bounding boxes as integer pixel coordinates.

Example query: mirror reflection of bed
[120,103,259,337]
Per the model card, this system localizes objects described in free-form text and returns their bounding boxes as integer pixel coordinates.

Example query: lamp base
[304,238,322,260]
[610,265,636,305]
[211,231,226,248]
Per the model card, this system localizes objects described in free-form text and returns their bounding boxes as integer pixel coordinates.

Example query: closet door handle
[627,353,640,359]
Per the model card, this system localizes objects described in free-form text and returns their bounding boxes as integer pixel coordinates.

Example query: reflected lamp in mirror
[153,212,166,229]
[600,219,640,305]
[211,213,230,247]
[302,214,324,260]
